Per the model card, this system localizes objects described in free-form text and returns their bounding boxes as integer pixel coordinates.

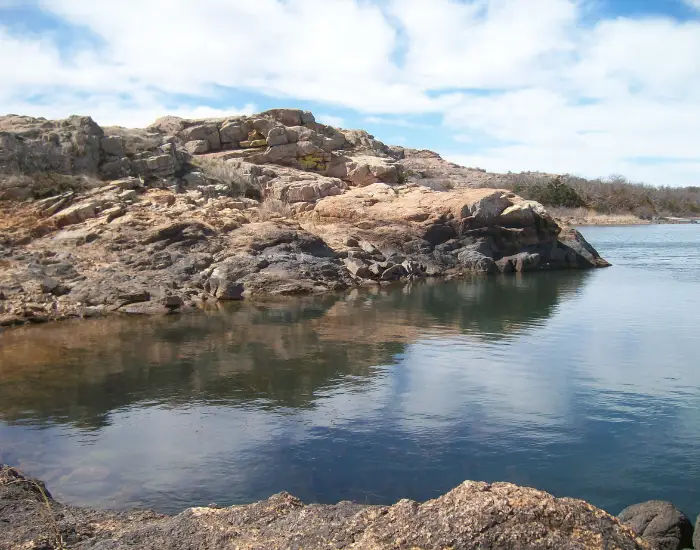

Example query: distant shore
[552,206,699,226]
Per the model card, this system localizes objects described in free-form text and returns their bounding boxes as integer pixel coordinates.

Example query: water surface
[1,224,699,517]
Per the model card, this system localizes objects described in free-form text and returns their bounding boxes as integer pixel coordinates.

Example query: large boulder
[0,114,103,176]
[207,265,245,300]
[266,172,346,203]
[346,155,400,186]
[179,123,221,151]
[219,120,249,145]
[261,108,304,127]
[694,514,699,550]
[558,227,611,268]
[618,500,693,550]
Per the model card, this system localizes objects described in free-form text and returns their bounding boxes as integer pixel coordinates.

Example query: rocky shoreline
[1,109,609,328]
[2,465,698,549]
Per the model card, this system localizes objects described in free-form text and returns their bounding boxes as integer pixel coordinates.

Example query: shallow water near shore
[1,224,699,517]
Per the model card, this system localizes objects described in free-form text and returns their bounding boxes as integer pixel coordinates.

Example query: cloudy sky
[1,0,699,186]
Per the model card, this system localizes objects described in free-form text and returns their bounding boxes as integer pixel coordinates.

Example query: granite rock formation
[0,108,609,327]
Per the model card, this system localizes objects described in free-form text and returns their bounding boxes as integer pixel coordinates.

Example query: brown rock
[0,466,651,550]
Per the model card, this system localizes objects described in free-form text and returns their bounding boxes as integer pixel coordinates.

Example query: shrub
[478,171,699,218]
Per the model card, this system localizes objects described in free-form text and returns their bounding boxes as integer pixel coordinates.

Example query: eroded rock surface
[0,109,609,327]
[0,465,650,550]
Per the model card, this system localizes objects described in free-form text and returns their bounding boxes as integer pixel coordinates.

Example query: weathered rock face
[0,465,650,550]
[0,115,103,177]
[618,500,694,550]
[0,109,609,327]
[307,183,607,281]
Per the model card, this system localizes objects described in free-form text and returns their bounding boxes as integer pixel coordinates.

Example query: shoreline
[0,267,599,331]
[0,464,673,549]
[551,207,699,226]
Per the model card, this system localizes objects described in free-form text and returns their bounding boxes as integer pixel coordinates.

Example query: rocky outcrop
[618,500,694,550]
[0,109,609,327]
[0,465,650,550]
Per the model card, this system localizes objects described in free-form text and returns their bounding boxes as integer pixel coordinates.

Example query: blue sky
[1,0,699,186]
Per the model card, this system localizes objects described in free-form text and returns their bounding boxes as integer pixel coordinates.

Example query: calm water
[1,224,699,517]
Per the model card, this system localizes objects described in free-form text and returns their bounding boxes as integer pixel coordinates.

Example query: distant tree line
[483,172,700,219]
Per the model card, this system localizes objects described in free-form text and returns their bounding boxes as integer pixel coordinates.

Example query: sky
[1,0,699,187]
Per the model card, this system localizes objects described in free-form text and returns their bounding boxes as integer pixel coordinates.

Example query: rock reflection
[0,272,589,430]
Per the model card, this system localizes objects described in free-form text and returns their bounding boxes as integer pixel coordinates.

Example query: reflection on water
[1,225,699,518]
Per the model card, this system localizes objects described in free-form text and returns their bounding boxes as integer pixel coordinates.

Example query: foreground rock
[0,109,609,327]
[618,500,694,550]
[0,465,649,550]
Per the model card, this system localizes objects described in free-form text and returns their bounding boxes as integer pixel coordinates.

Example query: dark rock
[618,500,693,550]
[558,227,611,268]
[402,260,424,276]
[423,223,457,246]
[496,256,515,273]
[101,135,124,157]
[457,249,497,273]
[117,290,150,304]
[144,222,214,244]
[344,258,371,279]
[207,262,248,300]
[381,263,407,280]
[161,295,184,309]
[514,252,541,272]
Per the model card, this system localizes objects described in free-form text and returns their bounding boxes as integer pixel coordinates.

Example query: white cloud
[1,0,699,185]
[364,116,424,128]
[684,0,700,10]
[389,0,579,90]
[316,114,345,127]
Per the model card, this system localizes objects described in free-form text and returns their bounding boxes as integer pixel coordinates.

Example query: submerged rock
[0,465,650,550]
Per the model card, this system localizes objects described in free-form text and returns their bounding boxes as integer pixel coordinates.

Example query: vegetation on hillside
[486,173,700,219]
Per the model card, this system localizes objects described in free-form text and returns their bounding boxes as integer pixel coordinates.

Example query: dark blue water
[1,224,698,518]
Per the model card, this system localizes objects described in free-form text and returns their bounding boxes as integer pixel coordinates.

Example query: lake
[1,224,698,518]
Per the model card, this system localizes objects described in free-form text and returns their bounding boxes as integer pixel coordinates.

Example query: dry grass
[549,206,649,225]
[476,172,700,218]
[8,478,67,549]
[0,172,101,201]
[190,157,260,198]
[257,198,292,220]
